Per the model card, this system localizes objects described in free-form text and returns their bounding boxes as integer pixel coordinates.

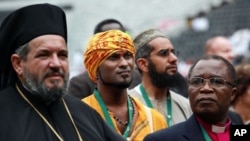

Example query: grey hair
[15,43,30,60]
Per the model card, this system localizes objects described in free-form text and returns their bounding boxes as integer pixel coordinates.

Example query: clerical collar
[196,116,231,133]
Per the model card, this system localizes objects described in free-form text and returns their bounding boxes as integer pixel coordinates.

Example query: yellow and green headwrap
[83,29,135,82]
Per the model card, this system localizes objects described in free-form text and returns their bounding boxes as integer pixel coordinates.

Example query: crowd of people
[0,3,249,141]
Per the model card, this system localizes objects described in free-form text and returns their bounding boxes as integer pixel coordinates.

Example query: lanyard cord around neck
[93,89,133,138]
[200,124,212,141]
[16,84,83,141]
[139,84,172,126]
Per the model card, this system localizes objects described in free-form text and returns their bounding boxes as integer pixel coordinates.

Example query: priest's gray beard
[23,68,68,104]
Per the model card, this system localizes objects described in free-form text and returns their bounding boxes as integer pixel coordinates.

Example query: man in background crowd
[68,18,141,99]
[204,36,234,63]
[129,28,192,126]
[82,29,167,141]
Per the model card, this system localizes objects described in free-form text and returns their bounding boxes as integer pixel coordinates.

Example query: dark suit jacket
[143,115,206,141]
[228,111,244,125]
[143,112,243,141]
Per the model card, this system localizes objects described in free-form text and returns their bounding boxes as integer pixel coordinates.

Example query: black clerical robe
[0,82,124,141]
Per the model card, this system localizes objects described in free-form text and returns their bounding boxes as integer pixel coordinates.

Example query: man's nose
[49,55,62,67]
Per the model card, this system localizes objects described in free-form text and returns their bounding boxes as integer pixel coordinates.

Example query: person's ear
[136,58,149,72]
[230,87,237,102]
[11,54,23,75]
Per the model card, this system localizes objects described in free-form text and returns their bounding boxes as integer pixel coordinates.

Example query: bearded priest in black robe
[0,3,124,141]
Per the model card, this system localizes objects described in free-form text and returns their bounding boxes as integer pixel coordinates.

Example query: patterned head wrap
[84,29,135,82]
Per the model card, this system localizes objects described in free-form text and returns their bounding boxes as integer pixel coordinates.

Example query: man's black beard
[23,68,68,104]
[98,70,132,89]
[148,60,179,88]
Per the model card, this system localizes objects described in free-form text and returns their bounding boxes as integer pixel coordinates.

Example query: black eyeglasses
[189,77,234,87]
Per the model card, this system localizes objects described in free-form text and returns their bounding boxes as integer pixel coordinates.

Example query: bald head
[204,36,234,62]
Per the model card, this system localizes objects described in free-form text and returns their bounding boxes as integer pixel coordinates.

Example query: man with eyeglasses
[143,55,239,141]
[189,77,234,88]
[129,28,192,127]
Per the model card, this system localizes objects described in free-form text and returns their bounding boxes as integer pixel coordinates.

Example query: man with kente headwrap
[82,29,167,141]
[0,3,125,141]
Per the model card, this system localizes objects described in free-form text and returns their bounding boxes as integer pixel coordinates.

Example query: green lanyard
[94,89,133,138]
[200,124,212,141]
[166,96,172,126]
[140,84,172,126]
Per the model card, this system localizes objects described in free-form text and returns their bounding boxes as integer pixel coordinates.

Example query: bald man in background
[204,36,234,63]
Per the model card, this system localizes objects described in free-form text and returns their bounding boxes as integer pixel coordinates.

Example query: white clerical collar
[196,116,230,134]
[212,124,226,133]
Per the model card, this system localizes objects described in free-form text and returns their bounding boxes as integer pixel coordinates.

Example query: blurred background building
[0,0,249,78]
